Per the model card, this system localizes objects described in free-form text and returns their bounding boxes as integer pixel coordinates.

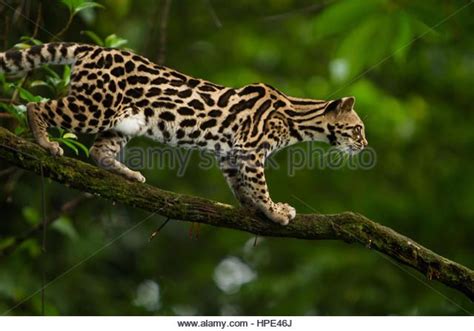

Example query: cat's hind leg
[27,100,65,156]
[27,96,102,156]
[90,130,145,183]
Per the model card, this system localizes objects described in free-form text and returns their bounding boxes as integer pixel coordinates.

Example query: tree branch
[0,126,473,301]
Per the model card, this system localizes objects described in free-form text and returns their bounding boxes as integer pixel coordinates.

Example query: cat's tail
[0,42,97,74]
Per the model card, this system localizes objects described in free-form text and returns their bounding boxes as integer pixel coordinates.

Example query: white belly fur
[114,112,147,136]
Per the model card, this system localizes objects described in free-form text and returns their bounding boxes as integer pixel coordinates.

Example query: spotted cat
[0,43,367,225]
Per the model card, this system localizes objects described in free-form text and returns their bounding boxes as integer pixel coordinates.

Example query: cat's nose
[362,138,368,147]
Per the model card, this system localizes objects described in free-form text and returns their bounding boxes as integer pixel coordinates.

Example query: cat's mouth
[339,143,366,155]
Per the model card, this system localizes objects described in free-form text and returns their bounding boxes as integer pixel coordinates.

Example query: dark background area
[0,0,473,315]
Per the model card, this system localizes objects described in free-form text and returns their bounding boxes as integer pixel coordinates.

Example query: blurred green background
[0,0,473,315]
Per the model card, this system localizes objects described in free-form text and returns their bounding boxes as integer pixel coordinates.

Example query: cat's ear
[338,96,355,113]
[324,96,355,116]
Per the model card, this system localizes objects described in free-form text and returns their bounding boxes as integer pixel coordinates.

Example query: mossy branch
[0,127,473,301]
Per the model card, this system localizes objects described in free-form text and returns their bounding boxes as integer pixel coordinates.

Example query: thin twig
[0,98,20,104]
[3,13,10,50]
[9,75,28,104]
[52,12,73,41]
[0,166,16,177]
[0,193,88,259]
[157,0,172,65]
[40,165,47,253]
[204,0,222,28]
[31,1,42,40]
[149,217,171,241]
[261,0,334,22]
[2,167,24,202]
[40,164,47,315]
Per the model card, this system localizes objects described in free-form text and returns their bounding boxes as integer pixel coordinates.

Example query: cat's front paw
[127,170,146,183]
[267,202,296,225]
[121,168,146,183]
[44,141,64,156]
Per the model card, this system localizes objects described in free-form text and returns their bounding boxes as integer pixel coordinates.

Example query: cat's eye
[353,126,362,140]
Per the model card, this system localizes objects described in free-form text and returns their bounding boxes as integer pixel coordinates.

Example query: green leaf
[63,132,78,140]
[81,30,104,46]
[18,87,45,103]
[1,102,19,116]
[15,126,26,136]
[14,43,32,49]
[61,0,104,14]
[57,138,79,155]
[67,139,90,157]
[15,38,43,49]
[312,0,383,40]
[29,80,50,88]
[51,216,79,240]
[42,66,61,80]
[0,103,28,130]
[41,66,71,94]
[19,239,41,257]
[403,1,446,28]
[20,36,43,45]
[62,66,71,86]
[22,206,40,225]
[392,12,413,64]
[336,15,394,79]
[73,2,104,15]
[11,104,28,130]
[50,129,89,157]
[56,127,65,137]
[104,34,128,48]
[11,104,27,115]
[61,0,80,11]
[46,76,63,91]
[0,237,15,250]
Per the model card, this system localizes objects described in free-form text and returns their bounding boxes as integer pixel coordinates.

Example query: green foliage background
[0,0,473,315]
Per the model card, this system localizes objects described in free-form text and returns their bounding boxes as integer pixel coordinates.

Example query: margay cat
[0,43,367,225]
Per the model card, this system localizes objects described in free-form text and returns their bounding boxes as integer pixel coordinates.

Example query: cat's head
[324,96,367,154]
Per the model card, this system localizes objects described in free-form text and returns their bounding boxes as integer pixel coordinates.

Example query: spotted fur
[0,43,368,225]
